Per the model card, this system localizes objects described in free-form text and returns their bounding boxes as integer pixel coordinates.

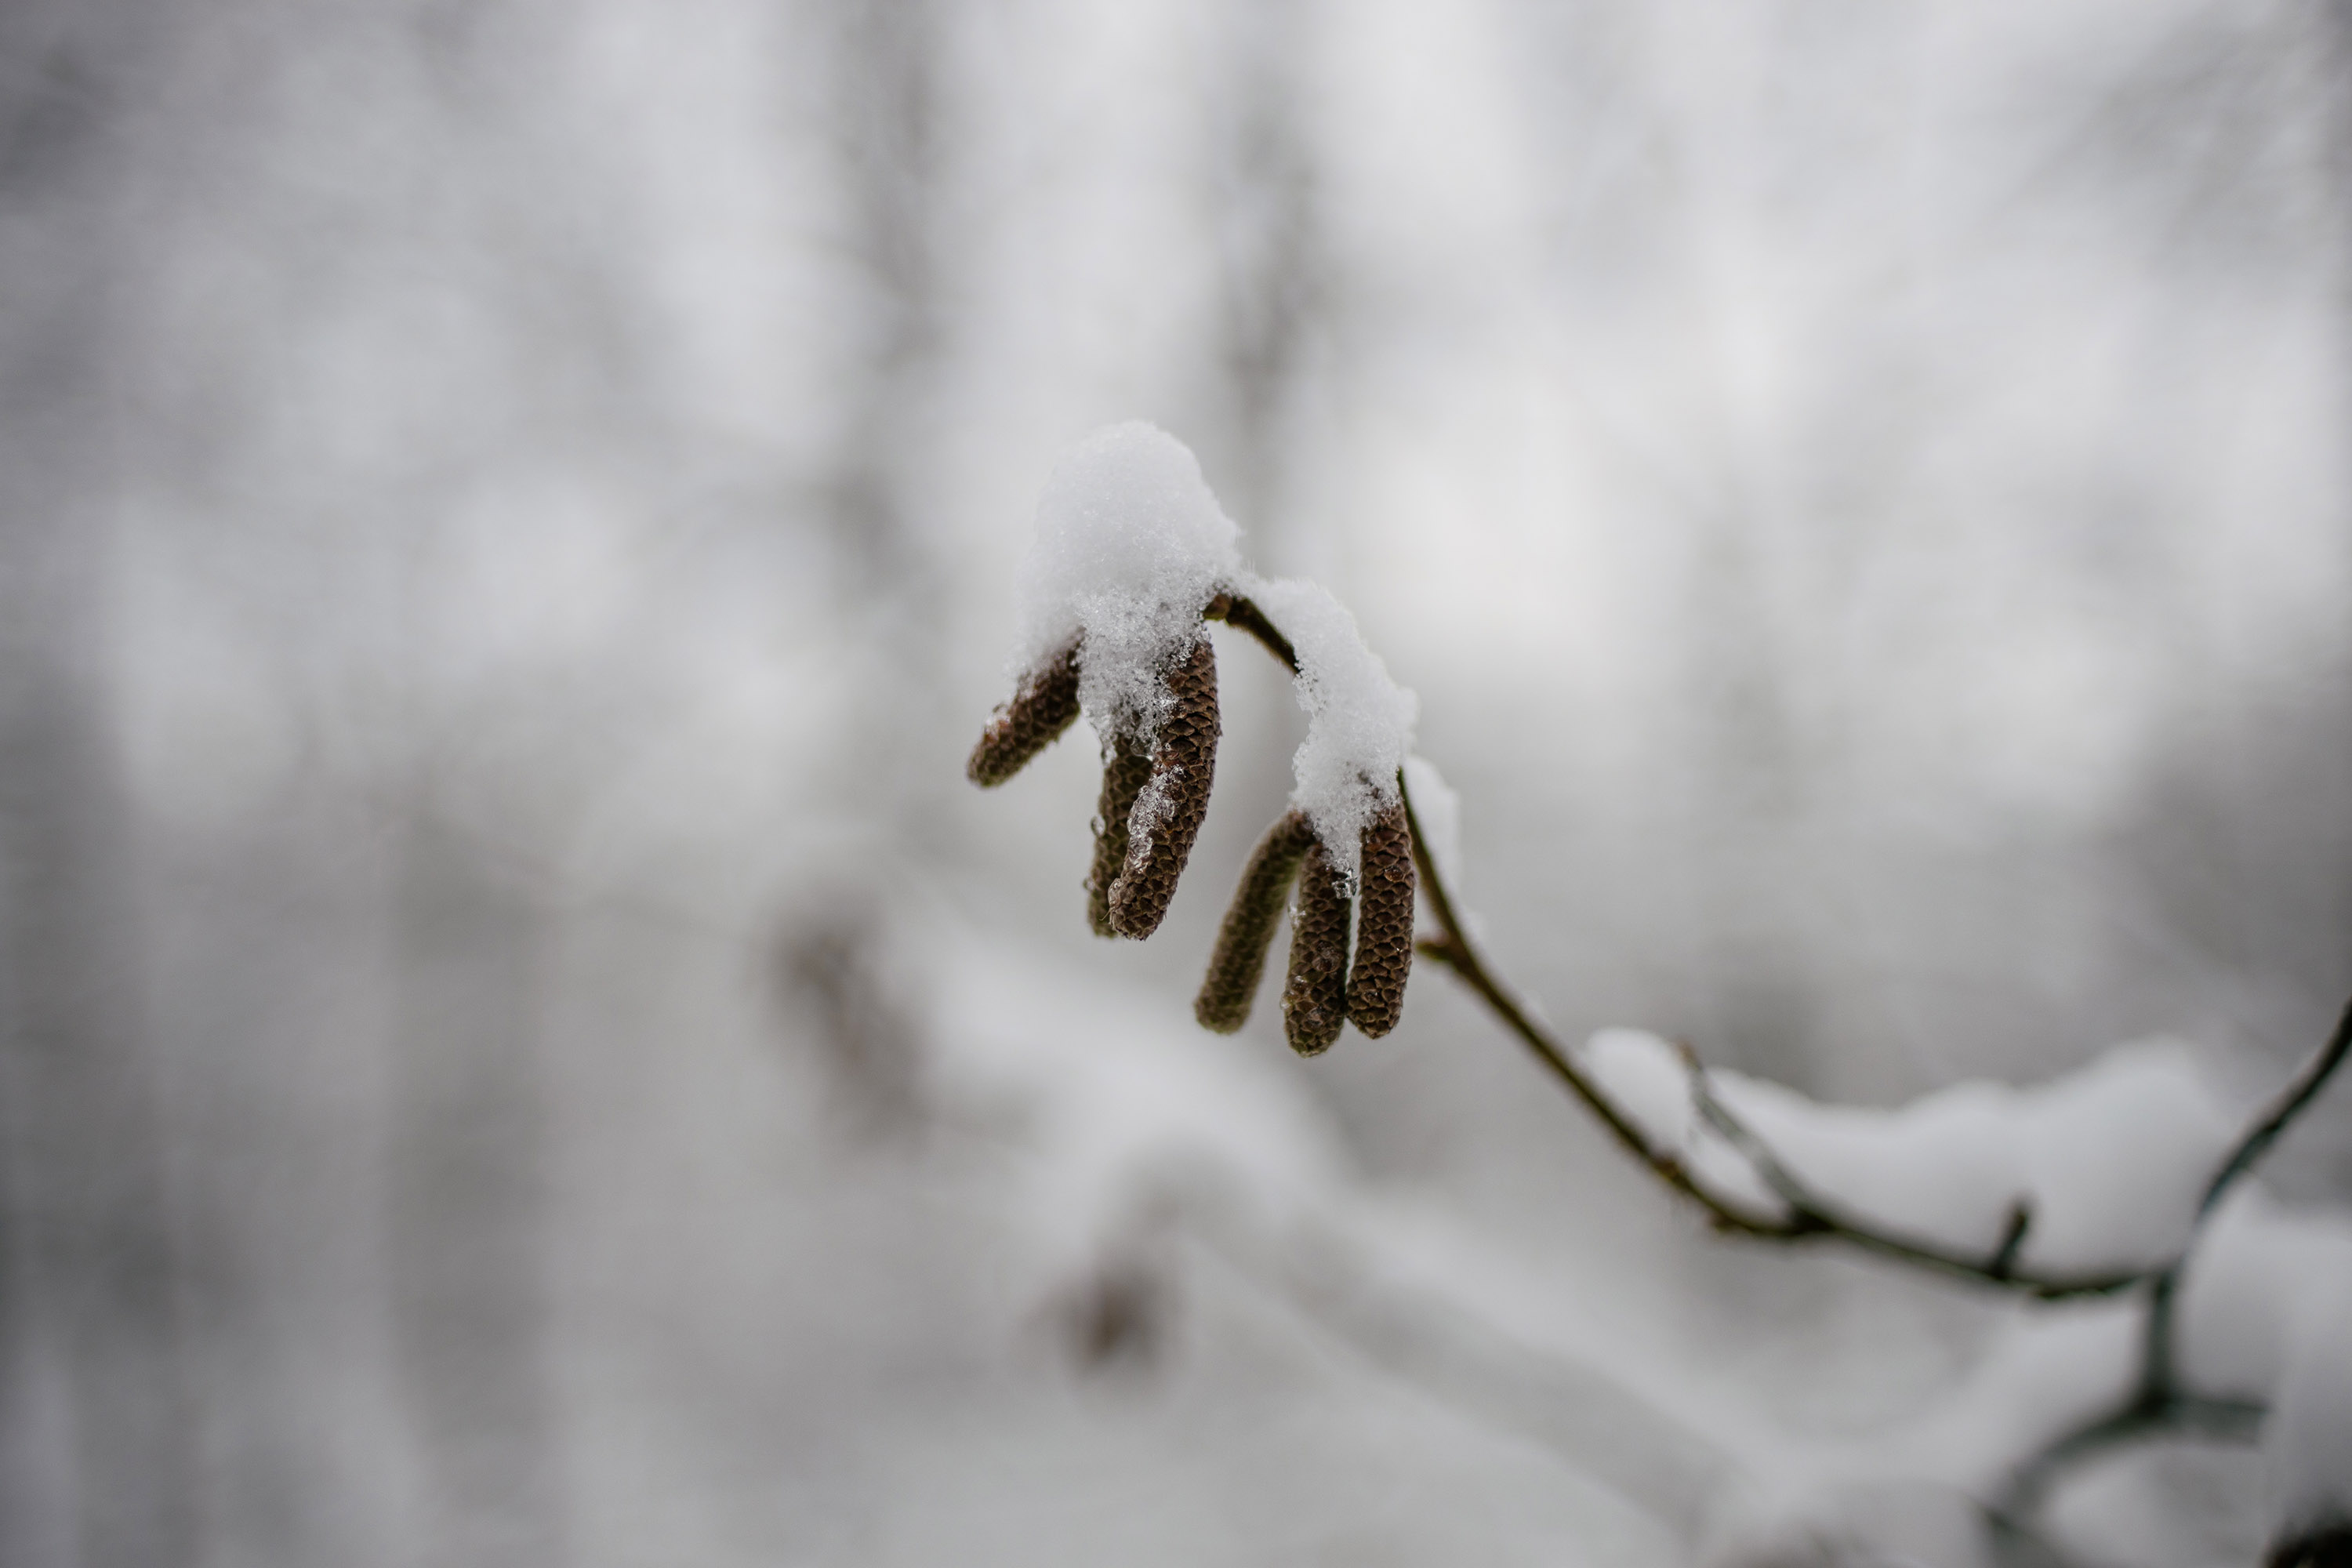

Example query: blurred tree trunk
[385,814,562,1568]
[0,5,200,1563]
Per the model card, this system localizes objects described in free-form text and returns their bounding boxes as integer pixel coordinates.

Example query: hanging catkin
[1193,811,1316,1033]
[1283,835,1351,1056]
[966,639,1081,787]
[1108,636,1220,939]
[1345,800,1415,1036]
[1086,739,1154,938]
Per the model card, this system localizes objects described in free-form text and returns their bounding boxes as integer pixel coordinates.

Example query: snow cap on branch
[1250,578,1418,881]
[1018,421,1241,746]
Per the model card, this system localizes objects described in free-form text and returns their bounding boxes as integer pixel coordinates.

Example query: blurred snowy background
[3,0,2350,1563]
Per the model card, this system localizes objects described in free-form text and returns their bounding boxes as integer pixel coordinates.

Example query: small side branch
[1205,592,1299,673]
[1993,1392,2265,1524]
[2195,993,2352,1229]
[2140,993,2352,1403]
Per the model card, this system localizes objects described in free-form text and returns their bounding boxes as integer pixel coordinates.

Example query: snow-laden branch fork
[967,423,2352,1563]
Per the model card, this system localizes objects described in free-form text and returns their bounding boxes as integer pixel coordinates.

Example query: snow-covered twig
[1219,584,2352,1311]
[1216,581,2352,1552]
[970,425,2352,1557]
[1991,995,2352,1523]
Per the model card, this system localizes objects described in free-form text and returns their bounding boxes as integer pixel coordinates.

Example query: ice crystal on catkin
[1345,802,1415,1036]
[1108,636,1220,939]
[1283,837,1351,1057]
[1195,811,1316,1033]
[1086,741,1155,938]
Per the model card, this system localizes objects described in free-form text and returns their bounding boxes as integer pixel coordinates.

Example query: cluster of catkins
[966,611,1415,1057]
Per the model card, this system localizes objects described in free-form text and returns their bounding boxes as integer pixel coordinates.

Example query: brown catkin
[1107,636,1220,940]
[1193,811,1316,1033]
[1086,740,1154,938]
[1282,837,1351,1056]
[967,641,1082,787]
[1345,801,1416,1037]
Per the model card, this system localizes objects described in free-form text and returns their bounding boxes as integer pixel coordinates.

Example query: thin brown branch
[1185,589,2352,1539]
[2195,993,2352,1226]
[1206,589,2352,1311]
[1205,591,1299,673]
[1202,591,2141,1298]
[1399,775,2145,1297]
[1993,1391,2263,1523]
[2141,993,2352,1400]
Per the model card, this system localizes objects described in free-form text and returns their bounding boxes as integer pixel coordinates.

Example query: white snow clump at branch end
[1018,421,1240,746]
[1013,424,1419,873]
[1251,577,1418,881]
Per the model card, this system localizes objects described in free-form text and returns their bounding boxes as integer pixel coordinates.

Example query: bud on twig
[1087,739,1154,938]
[1345,800,1415,1036]
[1109,636,1221,939]
[967,640,1082,787]
[1194,811,1316,1033]
[1283,835,1350,1056]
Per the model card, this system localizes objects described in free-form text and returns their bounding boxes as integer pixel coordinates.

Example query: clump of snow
[1018,422,1241,745]
[1249,577,1418,879]
[2183,1196,2352,1535]
[2264,1272,2352,1541]
[2180,1191,2352,1399]
[1581,1029,1780,1216]
[1007,425,1419,861]
[1578,1031,2241,1272]
[1719,1036,2237,1272]
[1585,1027,1696,1151]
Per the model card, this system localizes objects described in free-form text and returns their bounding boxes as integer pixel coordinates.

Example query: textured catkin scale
[1282,837,1351,1056]
[1086,741,1154,938]
[1345,800,1415,1036]
[966,641,1082,787]
[1108,636,1220,940]
[1193,811,1316,1033]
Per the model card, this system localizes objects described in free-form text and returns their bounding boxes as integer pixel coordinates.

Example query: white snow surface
[1581,1029,2241,1273]
[1018,422,1241,746]
[2264,1268,2352,1539]
[1581,1029,1780,1217]
[1248,576,1418,878]
[1012,426,1418,864]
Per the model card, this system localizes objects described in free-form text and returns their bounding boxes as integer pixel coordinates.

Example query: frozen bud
[1109,636,1221,940]
[1283,835,1350,1056]
[1086,739,1155,938]
[1345,800,1415,1036]
[967,639,1082,787]
[1194,811,1316,1033]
